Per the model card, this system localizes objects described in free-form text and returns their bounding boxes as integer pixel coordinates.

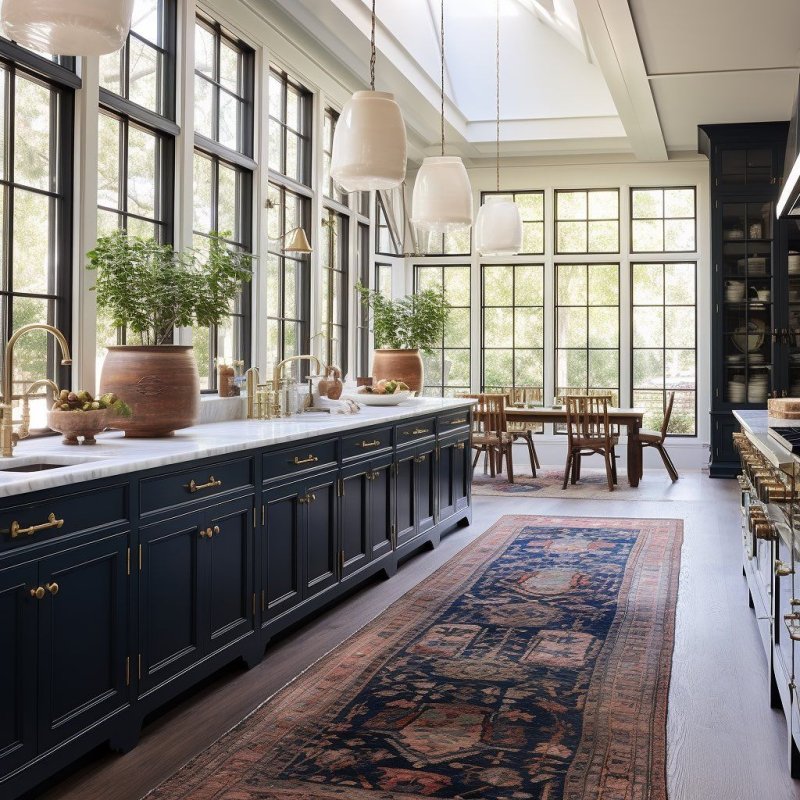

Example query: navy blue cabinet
[437,434,471,522]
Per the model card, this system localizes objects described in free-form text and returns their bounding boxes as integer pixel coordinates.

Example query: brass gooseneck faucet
[1,324,72,457]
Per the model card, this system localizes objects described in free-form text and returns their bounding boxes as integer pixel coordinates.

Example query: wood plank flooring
[35,470,800,800]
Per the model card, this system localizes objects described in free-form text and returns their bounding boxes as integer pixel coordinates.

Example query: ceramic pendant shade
[411,156,473,233]
[1,0,135,56]
[330,90,407,192]
[475,195,523,255]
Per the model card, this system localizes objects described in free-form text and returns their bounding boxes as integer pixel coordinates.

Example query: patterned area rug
[472,469,675,500]
[148,515,683,800]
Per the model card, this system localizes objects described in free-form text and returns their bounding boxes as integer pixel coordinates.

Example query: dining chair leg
[604,451,615,492]
[570,453,579,484]
[472,447,481,470]
[533,438,541,469]
[489,445,496,477]
[506,443,514,483]
[657,444,679,481]
[610,447,618,484]
[575,454,582,481]
[525,433,537,477]
[639,445,644,479]
[562,449,573,490]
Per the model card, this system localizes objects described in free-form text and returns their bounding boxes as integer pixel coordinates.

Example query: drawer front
[262,440,338,482]
[0,483,129,551]
[140,457,254,515]
[396,418,435,447]
[438,409,471,434]
[342,427,393,461]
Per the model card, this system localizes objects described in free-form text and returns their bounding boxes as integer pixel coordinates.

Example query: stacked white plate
[790,252,800,274]
[728,374,746,403]
[747,373,769,403]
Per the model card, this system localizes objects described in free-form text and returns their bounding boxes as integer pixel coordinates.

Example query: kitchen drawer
[438,409,471,434]
[0,483,129,551]
[140,457,254,515]
[342,427,393,461]
[396,418,435,448]
[262,440,338,483]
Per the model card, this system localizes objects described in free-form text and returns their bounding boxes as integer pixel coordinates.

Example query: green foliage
[356,282,450,354]
[87,230,252,346]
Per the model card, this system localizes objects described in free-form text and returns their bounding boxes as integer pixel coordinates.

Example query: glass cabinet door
[721,201,774,404]
[718,147,778,188]
[785,219,800,395]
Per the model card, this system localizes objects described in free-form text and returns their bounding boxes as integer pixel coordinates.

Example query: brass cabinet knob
[200,527,214,538]
[212,526,220,535]
[45,582,59,596]
[30,586,45,600]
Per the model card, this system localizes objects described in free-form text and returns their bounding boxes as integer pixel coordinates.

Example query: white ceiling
[264,0,800,161]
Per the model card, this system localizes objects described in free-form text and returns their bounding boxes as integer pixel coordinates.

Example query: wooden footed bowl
[47,409,110,445]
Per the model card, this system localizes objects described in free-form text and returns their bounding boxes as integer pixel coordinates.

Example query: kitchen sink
[0,456,104,473]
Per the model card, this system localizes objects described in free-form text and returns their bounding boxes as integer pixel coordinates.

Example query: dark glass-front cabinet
[700,122,789,476]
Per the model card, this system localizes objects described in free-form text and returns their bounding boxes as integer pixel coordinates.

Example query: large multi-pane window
[555,263,620,405]
[97,0,176,370]
[100,0,175,118]
[323,108,347,205]
[414,265,471,396]
[631,187,696,253]
[376,193,401,256]
[267,67,311,367]
[480,191,545,255]
[355,224,371,377]
[193,15,254,390]
[631,263,696,435]
[482,265,544,393]
[420,229,471,257]
[376,263,392,298]
[555,189,619,254]
[266,183,309,367]
[320,208,348,372]
[0,58,74,430]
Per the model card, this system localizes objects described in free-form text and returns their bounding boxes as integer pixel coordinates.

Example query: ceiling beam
[573,0,667,160]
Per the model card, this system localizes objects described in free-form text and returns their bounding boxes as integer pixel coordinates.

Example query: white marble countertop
[0,397,473,501]
[733,409,797,471]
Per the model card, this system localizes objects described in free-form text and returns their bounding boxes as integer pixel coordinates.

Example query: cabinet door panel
[369,461,393,559]
[454,437,471,512]
[207,498,254,652]
[0,562,37,775]
[305,476,338,597]
[415,447,436,534]
[263,481,303,622]
[437,442,456,521]
[341,468,370,579]
[37,533,128,751]
[139,515,202,692]
[395,453,416,546]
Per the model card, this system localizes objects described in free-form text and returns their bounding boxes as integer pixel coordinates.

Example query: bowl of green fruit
[48,390,131,445]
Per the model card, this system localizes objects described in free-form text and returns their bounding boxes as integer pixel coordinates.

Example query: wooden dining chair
[563,395,618,492]
[467,393,515,483]
[495,386,541,476]
[639,391,679,481]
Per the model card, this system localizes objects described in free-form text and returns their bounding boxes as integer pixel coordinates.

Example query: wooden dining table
[504,406,646,487]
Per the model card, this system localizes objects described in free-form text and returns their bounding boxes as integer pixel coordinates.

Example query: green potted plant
[356,282,450,393]
[88,230,252,437]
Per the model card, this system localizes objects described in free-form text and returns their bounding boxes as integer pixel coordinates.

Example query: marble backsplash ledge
[198,395,247,424]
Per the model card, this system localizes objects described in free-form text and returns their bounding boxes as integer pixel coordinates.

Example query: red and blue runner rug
[149,515,683,800]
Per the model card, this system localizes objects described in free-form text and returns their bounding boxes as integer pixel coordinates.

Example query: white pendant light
[330,0,407,192]
[476,0,522,256]
[411,0,473,234]
[1,0,135,56]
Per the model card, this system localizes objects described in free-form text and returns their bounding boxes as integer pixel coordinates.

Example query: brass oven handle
[30,586,45,600]
[9,512,64,539]
[186,476,222,494]
[359,439,381,448]
[45,582,59,596]
[292,455,319,465]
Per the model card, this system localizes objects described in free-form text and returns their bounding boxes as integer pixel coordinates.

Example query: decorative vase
[100,346,200,437]
[371,349,424,395]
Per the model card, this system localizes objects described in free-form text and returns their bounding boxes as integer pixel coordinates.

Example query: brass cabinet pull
[8,512,64,539]
[307,493,316,503]
[366,470,380,481]
[186,476,222,494]
[212,525,220,535]
[776,559,794,577]
[414,455,426,463]
[30,586,45,600]
[449,418,467,425]
[45,582,59,596]
[404,427,430,436]
[292,454,319,465]
[455,442,465,450]
[359,439,381,448]
[200,527,213,538]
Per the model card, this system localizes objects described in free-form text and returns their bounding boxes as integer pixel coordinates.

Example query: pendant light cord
[440,0,445,157]
[496,0,500,191]
[370,0,376,91]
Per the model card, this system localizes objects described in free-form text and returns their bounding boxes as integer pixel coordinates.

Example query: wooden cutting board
[768,398,800,418]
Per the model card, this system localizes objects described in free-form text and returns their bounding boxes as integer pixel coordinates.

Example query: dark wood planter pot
[99,345,200,437]
[371,348,424,394]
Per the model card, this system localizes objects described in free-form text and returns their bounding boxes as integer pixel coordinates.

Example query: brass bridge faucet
[1,324,72,457]
[246,355,325,420]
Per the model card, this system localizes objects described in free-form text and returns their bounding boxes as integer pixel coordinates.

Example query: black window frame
[320,206,349,375]
[376,193,401,256]
[268,66,312,187]
[630,186,697,254]
[554,188,620,255]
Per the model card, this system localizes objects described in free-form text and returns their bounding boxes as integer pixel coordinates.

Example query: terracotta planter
[371,349,424,394]
[99,346,200,437]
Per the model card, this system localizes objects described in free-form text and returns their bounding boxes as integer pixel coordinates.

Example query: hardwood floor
[35,470,800,800]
